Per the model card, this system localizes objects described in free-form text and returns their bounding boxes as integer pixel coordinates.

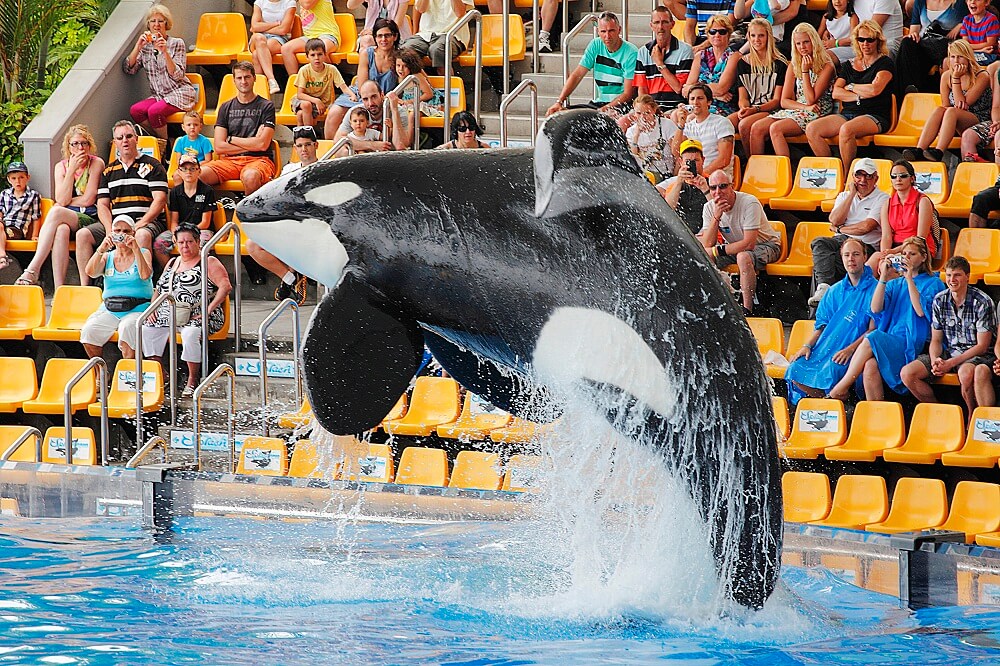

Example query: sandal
[0,255,10,271]
[14,268,36,286]
[181,385,195,398]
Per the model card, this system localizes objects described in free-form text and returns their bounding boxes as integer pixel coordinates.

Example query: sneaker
[268,78,280,95]
[923,147,944,162]
[275,272,308,305]
[538,31,552,54]
[901,148,921,162]
[808,282,830,306]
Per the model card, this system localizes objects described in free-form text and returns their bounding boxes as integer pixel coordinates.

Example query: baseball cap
[854,158,878,175]
[679,139,703,155]
[177,153,199,168]
[6,161,28,175]
[112,214,136,228]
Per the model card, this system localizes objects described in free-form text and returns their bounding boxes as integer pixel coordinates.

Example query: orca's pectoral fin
[302,273,424,434]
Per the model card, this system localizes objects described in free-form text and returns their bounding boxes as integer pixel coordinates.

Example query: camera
[110,232,126,243]
[888,254,906,273]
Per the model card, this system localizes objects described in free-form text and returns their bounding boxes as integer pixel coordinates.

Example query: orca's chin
[240,218,349,288]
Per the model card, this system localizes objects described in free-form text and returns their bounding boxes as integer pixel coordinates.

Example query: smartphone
[686,159,697,175]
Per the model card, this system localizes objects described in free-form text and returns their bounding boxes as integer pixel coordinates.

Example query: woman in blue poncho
[786,238,877,404]
[827,236,945,400]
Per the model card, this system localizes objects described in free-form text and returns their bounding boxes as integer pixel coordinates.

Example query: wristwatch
[846,83,855,92]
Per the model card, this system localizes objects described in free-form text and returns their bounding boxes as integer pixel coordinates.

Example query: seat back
[740,155,792,204]
[931,227,951,272]
[0,357,37,408]
[962,406,1000,455]
[944,162,1000,210]
[786,157,843,203]
[287,437,345,478]
[889,93,939,139]
[502,453,542,491]
[107,359,164,413]
[45,286,103,331]
[41,426,97,465]
[912,160,948,206]
[461,392,513,429]
[398,377,461,426]
[207,297,231,341]
[340,442,394,482]
[448,451,502,490]
[948,228,1000,279]
[781,471,831,522]
[193,13,248,57]
[236,436,288,476]
[902,403,965,452]
[827,474,888,524]
[330,13,359,61]
[942,481,1000,538]
[37,358,96,406]
[768,220,789,264]
[882,477,948,528]
[0,285,45,330]
[380,394,408,427]
[424,76,466,127]
[772,396,790,440]
[395,446,449,486]
[785,319,815,359]
[843,400,905,450]
[746,317,784,357]
[205,74,271,124]
[789,397,847,447]
[848,157,892,195]
[0,425,40,462]
[484,14,525,58]
[786,222,836,268]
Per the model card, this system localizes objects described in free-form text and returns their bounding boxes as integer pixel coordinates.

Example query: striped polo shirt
[580,38,639,103]
[634,37,694,105]
[97,154,168,225]
[685,0,735,28]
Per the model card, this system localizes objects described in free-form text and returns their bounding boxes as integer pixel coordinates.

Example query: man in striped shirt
[75,119,168,286]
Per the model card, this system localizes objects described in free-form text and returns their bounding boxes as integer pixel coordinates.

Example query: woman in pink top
[869,159,937,271]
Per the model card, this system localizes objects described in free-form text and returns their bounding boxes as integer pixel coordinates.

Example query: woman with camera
[141,225,232,397]
[79,215,154,360]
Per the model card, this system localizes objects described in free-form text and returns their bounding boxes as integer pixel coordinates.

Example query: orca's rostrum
[235,110,782,610]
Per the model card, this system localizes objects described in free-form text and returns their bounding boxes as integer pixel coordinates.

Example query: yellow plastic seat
[930,227,952,272]
[448,451,502,490]
[383,377,461,436]
[942,407,1000,468]
[437,393,513,440]
[22,358,96,414]
[768,319,814,379]
[937,163,999,219]
[747,317,784,358]
[421,76,466,129]
[765,222,836,277]
[216,141,282,192]
[912,160,949,206]
[809,474,888,529]
[205,296,231,343]
[5,198,52,253]
[770,157,843,211]
[165,73,206,124]
[975,531,1000,547]
[293,14,358,64]
[235,436,288,476]
[287,437,348,478]
[781,471,831,522]
[873,93,941,147]
[820,158,893,211]
[0,357,37,412]
[939,481,1000,543]
[940,228,1000,283]
[773,396,790,440]
[203,74,272,126]
[379,394,408,430]
[214,213,249,256]
[824,401,905,462]
[458,14,525,67]
[778,397,847,459]
[0,285,45,339]
[395,446,449,487]
[502,453,542,491]
[41,426,97,465]
[339,442,394,482]
[489,417,542,444]
[739,155,792,206]
[0,425,40,462]
[187,13,248,67]
[277,399,313,429]
[865,477,948,534]
[32,285,102,341]
[88,360,163,418]
[275,75,328,126]
[883,403,965,465]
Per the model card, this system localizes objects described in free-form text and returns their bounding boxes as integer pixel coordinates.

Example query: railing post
[192,363,236,472]
[0,427,43,462]
[382,74,423,151]
[258,298,302,436]
[562,14,599,106]
[532,0,539,74]
[622,0,629,42]
[320,136,355,160]
[444,10,483,128]
[133,293,177,446]
[500,79,539,146]
[200,222,242,380]
[502,3,510,97]
[63,358,107,465]
[127,435,169,468]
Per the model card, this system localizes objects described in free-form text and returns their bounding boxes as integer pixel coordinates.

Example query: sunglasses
[708,182,731,191]
[707,28,729,35]
[178,165,200,172]
[457,125,475,132]
[890,172,911,180]
[114,133,136,141]
[69,141,89,148]
[856,36,877,43]
[375,32,395,38]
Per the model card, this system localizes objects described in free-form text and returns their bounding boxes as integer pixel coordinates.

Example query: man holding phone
[658,139,709,234]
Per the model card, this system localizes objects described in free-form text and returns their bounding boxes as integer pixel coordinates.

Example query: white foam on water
[0,600,35,610]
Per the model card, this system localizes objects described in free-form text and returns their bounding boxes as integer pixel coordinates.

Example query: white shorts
[141,324,204,364]
[80,309,141,350]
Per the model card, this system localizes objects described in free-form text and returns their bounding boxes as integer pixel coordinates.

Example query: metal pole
[133,293,177,446]
[200,222,242,380]
[192,363,235,472]
[532,0,539,74]
[444,10,483,128]
[63,357,106,465]
[502,2,510,97]
[382,74,422,150]
[562,14,599,106]
[320,136,355,160]
[500,79,539,146]
[0,427,42,462]
[258,298,301,436]
[126,435,169,468]
[623,0,629,42]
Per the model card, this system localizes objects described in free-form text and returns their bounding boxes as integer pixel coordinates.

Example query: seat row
[783,471,1000,547]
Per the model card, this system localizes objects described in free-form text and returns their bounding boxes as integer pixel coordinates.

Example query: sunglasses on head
[854,171,876,179]
[707,28,729,35]
[856,36,877,43]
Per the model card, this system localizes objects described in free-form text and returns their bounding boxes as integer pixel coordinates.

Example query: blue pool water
[3,516,1000,664]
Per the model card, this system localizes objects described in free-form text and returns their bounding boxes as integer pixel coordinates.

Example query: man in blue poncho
[786,238,877,404]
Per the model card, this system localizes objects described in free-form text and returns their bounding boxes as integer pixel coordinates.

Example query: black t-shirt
[216,95,277,157]
[169,180,216,228]
[839,55,895,119]
[736,58,788,106]
[676,182,708,235]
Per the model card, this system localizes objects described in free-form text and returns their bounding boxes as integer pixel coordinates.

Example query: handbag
[167,259,193,326]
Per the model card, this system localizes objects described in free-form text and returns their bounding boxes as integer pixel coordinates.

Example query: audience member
[200,62,277,195]
[959,61,1000,163]
[345,107,384,152]
[142,225,232,397]
[170,111,214,185]
[672,83,735,177]
[895,0,966,98]
[685,0,737,49]
[901,255,996,411]
[153,154,216,267]
[328,18,400,131]
[732,0,801,46]
[658,138,709,234]
[0,161,40,270]
[960,0,999,64]
[805,20,895,173]
[819,0,859,53]
[76,120,168,287]
[734,18,789,154]
[633,8,694,109]
[786,238,878,404]
[332,80,409,149]
[17,125,105,288]
[292,38,355,129]
[872,160,937,271]
[437,111,490,149]
[281,0,342,77]
[969,166,1000,228]
[904,40,991,162]
[684,15,739,118]
[828,236,944,401]
[626,95,680,181]
[699,170,782,315]
[80,214,154,360]
[830,0,904,60]
[123,5,196,142]
[281,126,322,174]
[546,12,638,117]
[349,0,411,52]
[401,0,473,75]
[753,23,834,157]
[394,47,436,114]
[248,0,297,94]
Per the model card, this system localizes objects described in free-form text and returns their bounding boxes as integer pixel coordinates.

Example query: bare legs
[26,206,80,287]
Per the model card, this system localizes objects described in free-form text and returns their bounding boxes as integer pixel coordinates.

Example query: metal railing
[563,14,599,106]
[382,74,423,151]
[320,136,355,160]
[500,79,539,146]
[444,10,483,127]
[65,357,108,466]
[532,0,539,74]
[192,363,236,472]
[200,222,243,380]
[127,435,168,468]
[502,3,511,96]
[258,298,302,436]
[0,427,42,462]
[133,293,178,446]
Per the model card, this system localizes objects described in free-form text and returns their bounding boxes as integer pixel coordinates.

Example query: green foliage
[0,94,43,166]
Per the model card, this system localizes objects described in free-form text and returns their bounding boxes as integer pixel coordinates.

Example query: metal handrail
[192,363,236,472]
[64,357,108,466]
[0,427,42,462]
[133,292,177,446]
[562,14,599,106]
[502,3,510,96]
[622,0,629,42]
[127,435,168,468]
[200,222,242,380]
[531,0,539,74]
[258,298,302,436]
[444,10,483,127]
[382,74,423,151]
[500,79,539,146]
[320,136,354,160]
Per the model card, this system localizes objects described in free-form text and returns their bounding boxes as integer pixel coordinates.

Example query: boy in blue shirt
[171,111,214,184]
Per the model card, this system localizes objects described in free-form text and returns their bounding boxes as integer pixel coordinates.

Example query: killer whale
[235,110,782,610]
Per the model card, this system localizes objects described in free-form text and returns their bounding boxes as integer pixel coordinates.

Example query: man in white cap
[808,157,888,306]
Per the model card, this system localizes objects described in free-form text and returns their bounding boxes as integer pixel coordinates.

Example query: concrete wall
[21,0,238,196]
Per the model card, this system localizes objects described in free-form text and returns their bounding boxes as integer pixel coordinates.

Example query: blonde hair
[633,93,659,112]
[61,124,96,159]
[900,236,932,275]
[705,14,734,34]
[745,18,788,71]
[790,23,832,77]
[147,4,173,31]
[947,39,985,78]
[852,20,889,58]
